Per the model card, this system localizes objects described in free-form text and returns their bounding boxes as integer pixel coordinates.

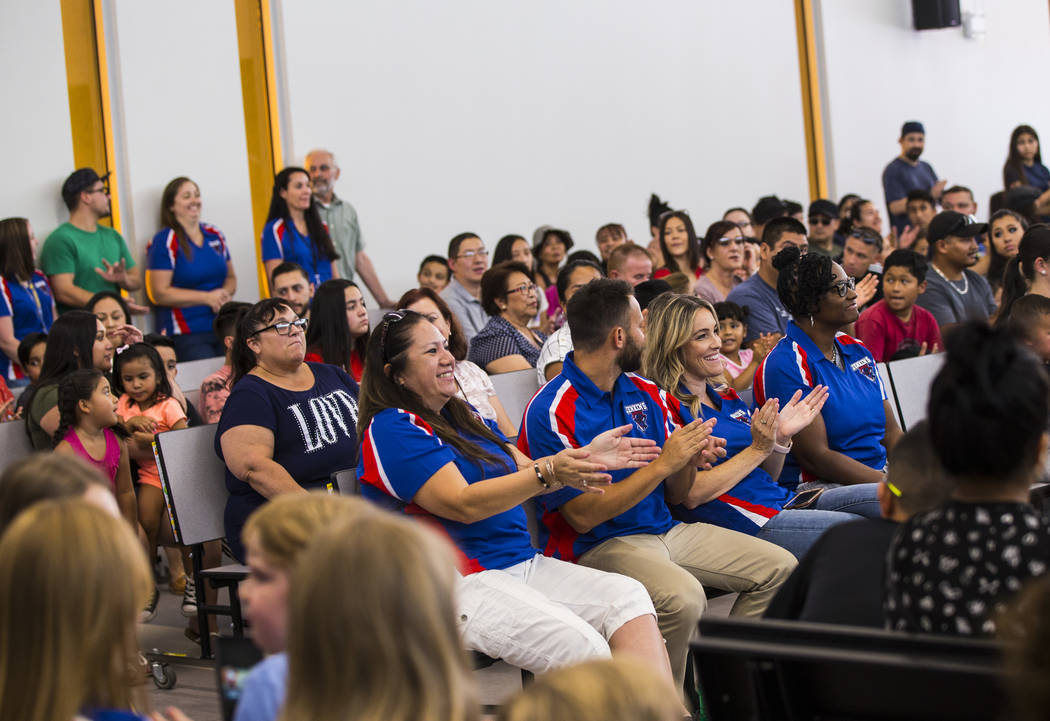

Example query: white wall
[816,0,1050,225]
[275,0,811,301]
[105,0,260,302]
[0,2,75,237]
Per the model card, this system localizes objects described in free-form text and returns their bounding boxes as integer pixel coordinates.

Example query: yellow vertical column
[59,0,121,230]
[234,0,283,297]
[794,0,829,201]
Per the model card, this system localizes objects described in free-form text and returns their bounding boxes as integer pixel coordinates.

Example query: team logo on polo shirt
[625,402,648,431]
[730,409,751,425]
[851,357,878,383]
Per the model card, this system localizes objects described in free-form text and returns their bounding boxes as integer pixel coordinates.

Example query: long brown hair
[159,176,199,260]
[397,286,468,360]
[358,311,508,469]
[0,500,152,721]
[280,512,478,721]
[0,217,35,281]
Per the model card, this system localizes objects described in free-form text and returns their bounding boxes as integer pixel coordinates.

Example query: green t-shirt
[39,222,135,313]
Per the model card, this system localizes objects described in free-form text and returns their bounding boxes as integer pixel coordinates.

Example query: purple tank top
[63,428,120,491]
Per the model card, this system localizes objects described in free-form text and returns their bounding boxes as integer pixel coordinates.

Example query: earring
[809,315,814,327]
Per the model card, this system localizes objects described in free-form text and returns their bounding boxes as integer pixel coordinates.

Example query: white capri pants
[456,552,656,673]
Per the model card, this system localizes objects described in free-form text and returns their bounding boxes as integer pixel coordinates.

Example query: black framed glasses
[827,277,856,297]
[249,317,308,337]
[808,216,834,226]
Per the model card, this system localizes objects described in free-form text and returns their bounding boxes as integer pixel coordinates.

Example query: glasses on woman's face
[827,277,856,298]
[250,317,309,337]
[714,237,746,247]
[505,282,538,297]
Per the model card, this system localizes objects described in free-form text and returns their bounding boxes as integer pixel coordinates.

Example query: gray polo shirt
[315,194,363,281]
[441,277,490,343]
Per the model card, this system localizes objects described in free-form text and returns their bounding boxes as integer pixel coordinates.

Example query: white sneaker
[181,578,197,618]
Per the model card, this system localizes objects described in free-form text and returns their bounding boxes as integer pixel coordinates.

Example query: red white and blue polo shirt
[146,224,231,335]
[0,271,55,380]
[753,321,888,490]
[260,218,334,288]
[358,407,536,574]
[669,385,791,534]
[518,352,680,562]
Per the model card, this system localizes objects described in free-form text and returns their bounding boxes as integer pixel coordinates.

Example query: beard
[616,335,643,374]
[312,179,331,196]
[904,147,923,161]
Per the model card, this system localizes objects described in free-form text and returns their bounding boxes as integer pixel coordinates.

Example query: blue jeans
[170,332,224,362]
[756,483,881,559]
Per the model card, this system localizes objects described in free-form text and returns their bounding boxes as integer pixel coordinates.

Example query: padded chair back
[175,358,225,395]
[886,353,944,431]
[0,420,34,475]
[368,307,387,331]
[331,467,359,495]
[155,424,228,546]
[489,368,541,430]
[693,617,1004,721]
[184,388,202,419]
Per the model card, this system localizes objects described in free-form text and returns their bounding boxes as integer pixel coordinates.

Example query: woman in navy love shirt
[356,310,682,694]
[217,299,359,562]
[261,167,339,291]
[754,246,902,490]
[0,218,56,382]
[146,177,236,361]
[643,294,878,559]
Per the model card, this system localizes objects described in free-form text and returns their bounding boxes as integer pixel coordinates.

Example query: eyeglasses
[808,216,834,226]
[379,310,408,361]
[826,277,856,297]
[455,248,489,260]
[84,185,109,196]
[249,317,309,337]
[505,282,538,297]
[714,237,746,247]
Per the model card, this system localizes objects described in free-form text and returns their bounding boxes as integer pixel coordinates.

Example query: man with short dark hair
[882,121,946,235]
[916,211,995,330]
[440,232,491,342]
[751,195,788,243]
[304,148,394,308]
[40,167,142,312]
[726,217,809,343]
[606,244,653,287]
[270,262,314,317]
[520,278,796,691]
[806,199,840,258]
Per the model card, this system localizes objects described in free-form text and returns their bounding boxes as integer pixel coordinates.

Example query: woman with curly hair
[754,246,902,490]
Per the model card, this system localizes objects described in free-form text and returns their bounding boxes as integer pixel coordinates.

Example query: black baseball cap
[927,211,987,244]
[807,199,839,220]
[61,168,110,207]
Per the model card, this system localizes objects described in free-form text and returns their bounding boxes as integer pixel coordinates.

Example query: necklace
[829,343,845,370]
[931,263,968,295]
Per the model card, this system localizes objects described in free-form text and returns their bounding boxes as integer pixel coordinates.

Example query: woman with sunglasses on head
[467,262,547,375]
[357,309,685,706]
[694,221,746,304]
[216,298,359,562]
[754,246,902,491]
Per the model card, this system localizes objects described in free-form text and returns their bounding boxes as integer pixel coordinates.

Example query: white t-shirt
[535,325,574,385]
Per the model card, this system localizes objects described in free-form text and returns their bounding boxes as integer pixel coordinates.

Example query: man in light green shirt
[305,149,394,308]
[40,168,142,313]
